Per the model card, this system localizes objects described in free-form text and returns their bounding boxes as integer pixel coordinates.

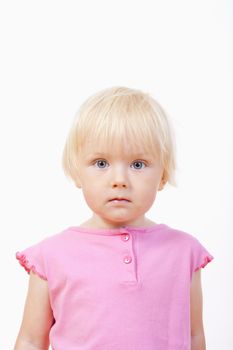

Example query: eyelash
[92,159,147,170]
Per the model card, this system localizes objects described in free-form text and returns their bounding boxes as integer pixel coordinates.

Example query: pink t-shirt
[16,223,214,350]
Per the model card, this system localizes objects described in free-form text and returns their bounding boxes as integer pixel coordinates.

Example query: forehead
[79,138,157,160]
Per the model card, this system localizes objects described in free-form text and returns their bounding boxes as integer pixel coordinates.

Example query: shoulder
[160,224,212,263]
[16,227,75,279]
[161,223,200,247]
[166,224,214,274]
[32,226,76,251]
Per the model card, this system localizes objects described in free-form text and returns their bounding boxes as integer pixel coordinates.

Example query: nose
[110,165,128,188]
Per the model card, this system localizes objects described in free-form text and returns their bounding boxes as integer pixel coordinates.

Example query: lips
[109,197,130,202]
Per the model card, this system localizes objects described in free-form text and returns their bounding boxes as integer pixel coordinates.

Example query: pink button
[121,234,130,241]
[123,256,132,264]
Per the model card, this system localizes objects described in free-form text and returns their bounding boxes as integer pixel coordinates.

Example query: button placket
[119,227,137,282]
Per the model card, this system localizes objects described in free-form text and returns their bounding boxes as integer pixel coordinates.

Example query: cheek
[81,183,102,206]
[137,175,158,191]
[136,177,160,202]
[81,190,97,211]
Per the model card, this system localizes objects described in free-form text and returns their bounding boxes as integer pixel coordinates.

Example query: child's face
[75,139,165,228]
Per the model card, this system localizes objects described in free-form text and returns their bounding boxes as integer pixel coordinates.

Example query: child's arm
[14,271,55,350]
[190,269,206,350]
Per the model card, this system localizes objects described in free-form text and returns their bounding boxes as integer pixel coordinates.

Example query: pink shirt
[16,223,214,350]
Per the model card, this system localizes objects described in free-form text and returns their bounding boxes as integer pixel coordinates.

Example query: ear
[75,173,82,188]
[75,181,82,188]
[158,172,166,191]
[158,181,165,191]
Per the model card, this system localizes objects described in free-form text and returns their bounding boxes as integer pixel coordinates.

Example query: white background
[0,0,232,349]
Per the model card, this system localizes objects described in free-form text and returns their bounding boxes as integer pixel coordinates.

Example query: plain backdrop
[0,0,232,349]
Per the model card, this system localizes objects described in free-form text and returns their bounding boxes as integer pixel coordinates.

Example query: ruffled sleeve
[16,241,47,280]
[191,237,214,276]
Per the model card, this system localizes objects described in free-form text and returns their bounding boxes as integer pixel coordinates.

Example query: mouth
[109,198,131,203]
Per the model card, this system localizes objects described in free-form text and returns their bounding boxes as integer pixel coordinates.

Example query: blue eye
[94,160,108,168]
[131,161,146,170]
[93,159,146,169]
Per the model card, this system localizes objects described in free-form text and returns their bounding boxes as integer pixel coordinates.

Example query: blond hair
[62,86,177,188]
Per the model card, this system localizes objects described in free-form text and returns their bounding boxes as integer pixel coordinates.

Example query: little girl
[14,86,214,350]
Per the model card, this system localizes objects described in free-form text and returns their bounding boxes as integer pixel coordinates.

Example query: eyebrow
[88,152,151,158]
